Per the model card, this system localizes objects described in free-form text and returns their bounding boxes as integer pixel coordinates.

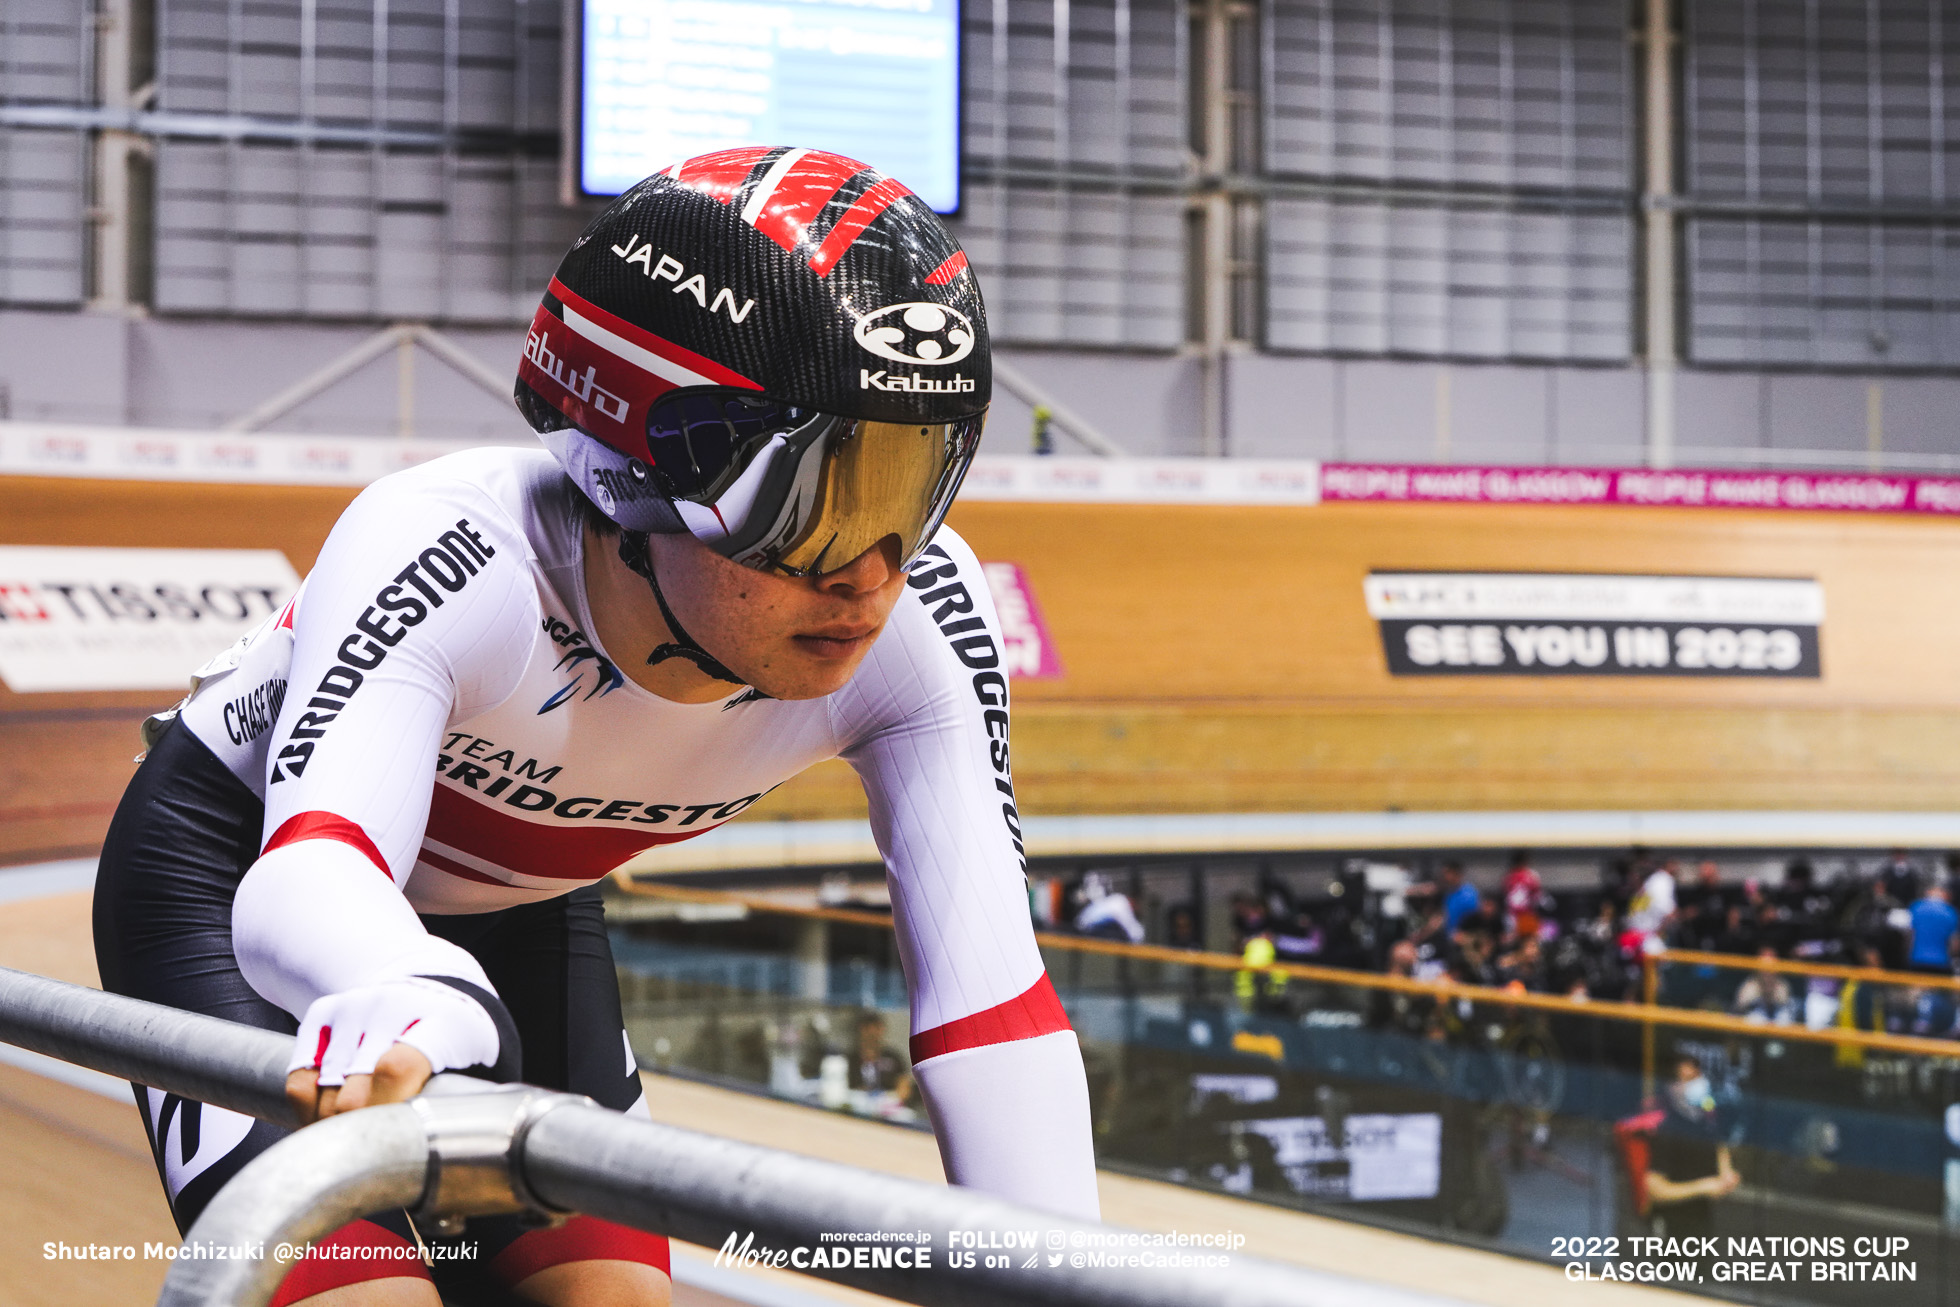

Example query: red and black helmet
[516,146,988,577]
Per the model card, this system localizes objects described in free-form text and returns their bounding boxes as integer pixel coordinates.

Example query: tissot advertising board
[0,547,299,692]
[1365,572,1824,679]
[1241,1112,1443,1202]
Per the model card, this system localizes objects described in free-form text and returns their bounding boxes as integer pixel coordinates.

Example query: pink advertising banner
[980,562,1065,680]
[1319,462,1960,516]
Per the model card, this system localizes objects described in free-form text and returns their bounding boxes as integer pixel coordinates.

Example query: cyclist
[94,147,1098,1307]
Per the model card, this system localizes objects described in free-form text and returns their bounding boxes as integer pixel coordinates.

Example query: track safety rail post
[0,966,1426,1307]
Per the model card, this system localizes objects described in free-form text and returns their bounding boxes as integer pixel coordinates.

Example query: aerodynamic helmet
[516,146,989,578]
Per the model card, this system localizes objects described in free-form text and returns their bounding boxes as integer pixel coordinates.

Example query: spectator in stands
[1439,861,1481,935]
[1371,941,1436,1035]
[1836,944,1903,1046]
[1628,858,1679,941]
[1270,909,1323,962]
[1731,948,1796,1024]
[1678,861,1729,950]
[1230,891,1268,948]
[1569,899,1635,1000]
[1164,904,1202,950]
[1908,982,1959,1038]
[1503,850,1545,939]
[1610,851,1652,916]
[1405,909,1452,981]
[1713,902,1759,956]
[1256,866,1298,930]
[1643,1054,1740,1238]
[1450,929,1500,988]
[847,1012,914,1108]
[1776,860,1837,954]
[1497,934,1548,992]
[1074,872,1146,944]
[1740,876,1801,957]
[1234,929,1289,1015]
[1878,848,1924,909]
[1907,884,1959,976]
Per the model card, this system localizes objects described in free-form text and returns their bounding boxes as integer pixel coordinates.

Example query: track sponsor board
[0,546,299,692]
[1323,460,1960,516]
[1365,572,1824,678]
[1240,1112,1442,1202]
[980,562,1063,680]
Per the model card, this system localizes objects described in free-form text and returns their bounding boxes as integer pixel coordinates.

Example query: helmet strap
[617,532,748,686]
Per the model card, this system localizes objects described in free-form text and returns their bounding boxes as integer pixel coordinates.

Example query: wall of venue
[6,470,1957,864]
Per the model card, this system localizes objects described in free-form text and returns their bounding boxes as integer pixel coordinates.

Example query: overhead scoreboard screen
[577,0,961,214]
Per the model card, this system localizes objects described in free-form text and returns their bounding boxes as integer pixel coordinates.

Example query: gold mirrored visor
[662,401,985,577]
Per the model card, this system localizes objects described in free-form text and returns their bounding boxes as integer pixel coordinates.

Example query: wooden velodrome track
[5,473,1960,862]
[0,883,1689,1307]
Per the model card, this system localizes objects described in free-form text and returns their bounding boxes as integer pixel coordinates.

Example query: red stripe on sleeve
[909,974,1071,1064]
[264,811,393,882]
[808,176,912,277]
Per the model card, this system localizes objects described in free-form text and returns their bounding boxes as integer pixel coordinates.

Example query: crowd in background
[1061,848,1960,1032]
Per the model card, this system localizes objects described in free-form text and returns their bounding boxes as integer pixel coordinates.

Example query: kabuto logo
[853,303,975,366]
[860,370,976,394]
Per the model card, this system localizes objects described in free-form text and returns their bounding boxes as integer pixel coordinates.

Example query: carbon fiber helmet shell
[516,149,988,542]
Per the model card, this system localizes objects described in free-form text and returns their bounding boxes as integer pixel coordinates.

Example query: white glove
[289,976,504,1087]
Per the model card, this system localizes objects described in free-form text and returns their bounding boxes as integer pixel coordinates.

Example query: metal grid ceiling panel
[1686,0,1960,366]
[955,0,1184,346]
[156,0,560,129]
[1262,0,1632,360]
[1265,0,1630,189]
[1266,199,1630,358]
[0,0,90,306]
[961,0,1185,176]
[154,140,575,320]
[954,186,1184,346]
[0,127,89,307]
[1688,218,1960,367]
[1,0,91,106]
[152,0,571,321]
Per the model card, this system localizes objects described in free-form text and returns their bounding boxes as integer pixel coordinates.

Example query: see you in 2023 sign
[1365,573,1824,679]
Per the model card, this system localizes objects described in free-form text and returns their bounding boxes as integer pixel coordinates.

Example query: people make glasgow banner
[1321,462,1960,516]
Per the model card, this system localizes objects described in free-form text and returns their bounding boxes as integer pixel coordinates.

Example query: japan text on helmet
[516,146,989,577]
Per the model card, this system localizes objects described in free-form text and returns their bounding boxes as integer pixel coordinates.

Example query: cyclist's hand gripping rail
[0,965,1458,1307]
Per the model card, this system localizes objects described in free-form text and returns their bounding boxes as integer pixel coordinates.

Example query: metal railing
[611,876,1960,1063]
[1659,945,1960,995]
[0,965,1430,1307]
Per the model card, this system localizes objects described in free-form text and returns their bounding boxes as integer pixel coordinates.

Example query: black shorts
[93,720,660,1299]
